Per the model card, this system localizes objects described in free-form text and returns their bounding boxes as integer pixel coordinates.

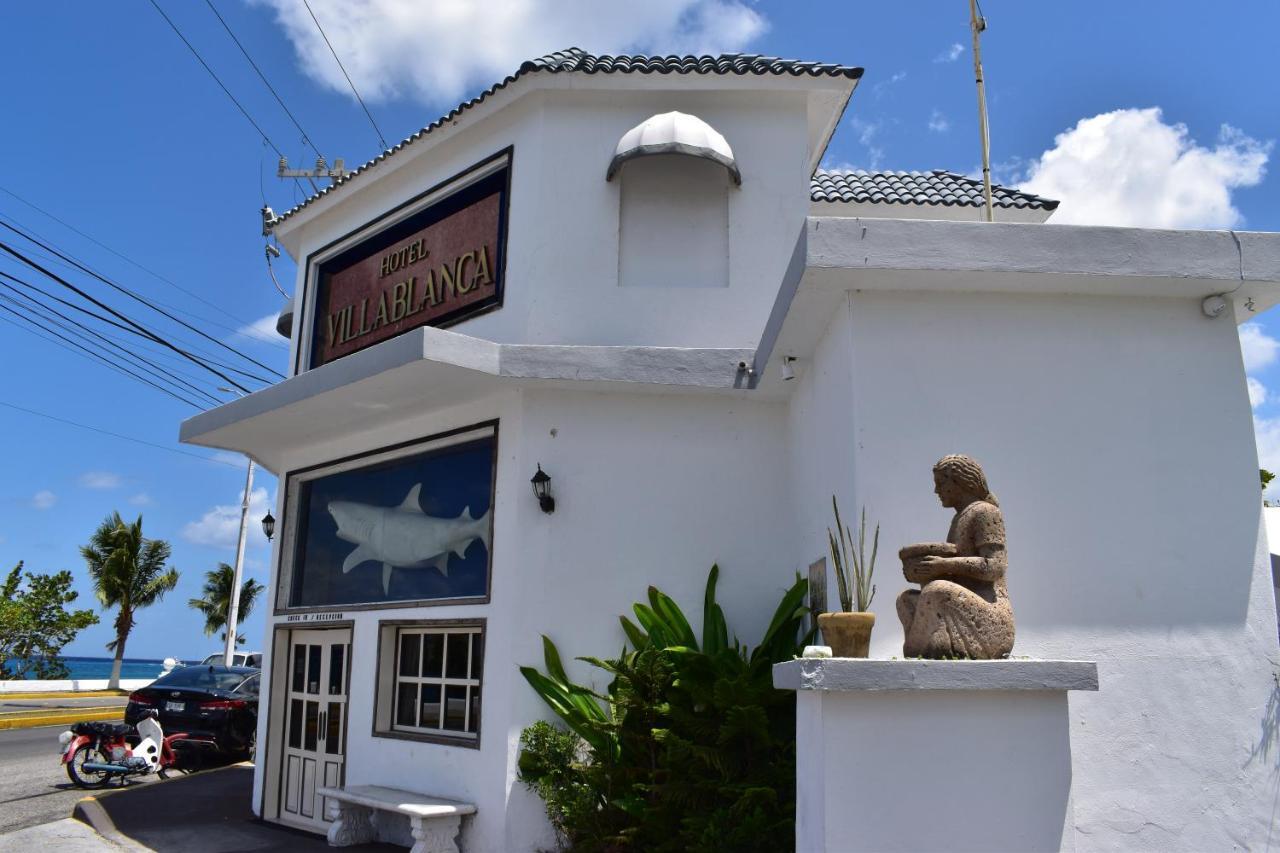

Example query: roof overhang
[180,326,753,472]
[751,216,1280,392]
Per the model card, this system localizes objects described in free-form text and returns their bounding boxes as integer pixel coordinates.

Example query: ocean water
[3,655,179,681]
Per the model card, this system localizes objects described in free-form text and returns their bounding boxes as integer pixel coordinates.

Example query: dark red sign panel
[309,164,508,368]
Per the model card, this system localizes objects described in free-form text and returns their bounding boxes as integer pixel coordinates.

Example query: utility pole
[969,0,995,222]
[224,457,253,666]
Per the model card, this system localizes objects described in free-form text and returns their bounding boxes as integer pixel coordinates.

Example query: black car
[125,665,260,756]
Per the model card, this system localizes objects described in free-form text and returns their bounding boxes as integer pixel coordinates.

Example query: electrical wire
[0,219,286,379]
[0,239,254,394]
[0,283,226,407]
[0,300,205,408]
[0,184,255,327]
[0,399,246,468]
[146,0,319,193]
[202,0,324,162]
[300,0,389,150]
[0,269,275,385]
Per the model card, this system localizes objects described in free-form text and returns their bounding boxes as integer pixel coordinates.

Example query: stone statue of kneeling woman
[897,454,1015,659]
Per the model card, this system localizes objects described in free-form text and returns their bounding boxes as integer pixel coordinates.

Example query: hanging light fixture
[531,465,555,514]
[261,511,276,542]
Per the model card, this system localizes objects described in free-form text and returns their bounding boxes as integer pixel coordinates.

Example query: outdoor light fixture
[261,511,276,542]
[531,464,555,513]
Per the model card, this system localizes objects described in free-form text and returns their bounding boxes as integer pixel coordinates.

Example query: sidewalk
[70,763,399,852]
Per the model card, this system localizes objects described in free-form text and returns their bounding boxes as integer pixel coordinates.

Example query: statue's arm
[917,545,1006,583]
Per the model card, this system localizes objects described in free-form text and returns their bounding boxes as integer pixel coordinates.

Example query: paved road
[0,720,158,835]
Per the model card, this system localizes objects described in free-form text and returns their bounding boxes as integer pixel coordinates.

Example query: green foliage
[827,497,878,613]
[1263,468,1275,492]
[0,561,99,679]
[81,512,179,686]
[187,562,265,646]
[518,565,813,852]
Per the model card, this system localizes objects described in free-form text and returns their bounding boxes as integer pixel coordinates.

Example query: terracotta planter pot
[818,612,876,658]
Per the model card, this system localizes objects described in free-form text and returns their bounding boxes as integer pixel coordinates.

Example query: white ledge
[773,658,1099,692]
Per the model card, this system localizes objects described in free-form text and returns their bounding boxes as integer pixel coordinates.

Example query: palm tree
[81,512,179,689]
[188,563,264,647]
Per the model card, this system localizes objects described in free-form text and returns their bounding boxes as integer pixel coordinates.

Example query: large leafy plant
[518,565,812,852]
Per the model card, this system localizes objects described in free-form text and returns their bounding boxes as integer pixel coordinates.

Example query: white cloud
[253,0,768,107]
[128,493,152,506]
[183,487,273,550]
[1018,108,1271,228]
[1248,377,1268,409]
[934,43,964,63]
[849,118,885,170]
[235,314,288,348]
[928,109,950,133]
[1240,323,1280,373]
[79,471,121,490]
[32,490,56,510]
[873,70,907,97]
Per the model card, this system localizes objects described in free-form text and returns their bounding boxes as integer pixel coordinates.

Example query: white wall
[794,288,1280,849]
[251,386,792,851]
[284,87,811,366]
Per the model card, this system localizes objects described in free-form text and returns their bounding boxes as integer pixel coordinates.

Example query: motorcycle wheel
[66,743,114,789]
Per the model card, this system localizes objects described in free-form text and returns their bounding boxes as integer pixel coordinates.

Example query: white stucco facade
[182,51,1280,852]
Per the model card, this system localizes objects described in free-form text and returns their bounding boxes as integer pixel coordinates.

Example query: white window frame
[391,625,483,739]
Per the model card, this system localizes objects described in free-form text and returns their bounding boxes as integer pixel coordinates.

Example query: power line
[0,300,205,408]
[0,219,286,380]
[300,0,389,150]
[0,184,255,328]
[0,283,225,407]
[0,239,254,394]
[0,269,274,386]
[146,0,319,193]
[0,399,246,468]
[202,0,324,162]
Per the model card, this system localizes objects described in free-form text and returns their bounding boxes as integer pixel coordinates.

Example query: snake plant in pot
[819,497,879,657]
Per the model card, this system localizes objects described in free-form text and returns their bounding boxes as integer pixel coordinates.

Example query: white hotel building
[182,49,1280,852]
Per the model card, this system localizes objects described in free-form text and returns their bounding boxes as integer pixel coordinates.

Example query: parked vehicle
[59,710,213,788]
[125,665,260,756]
[199,651,262,668]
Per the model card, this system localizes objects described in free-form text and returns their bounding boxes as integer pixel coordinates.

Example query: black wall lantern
[261,511,276,542]
[531,464,555,513]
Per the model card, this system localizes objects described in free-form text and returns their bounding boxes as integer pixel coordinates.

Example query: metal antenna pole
[970,0,995,222]
[224,457,254,666]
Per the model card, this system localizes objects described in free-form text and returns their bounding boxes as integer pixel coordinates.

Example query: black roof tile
[810,169,1059,210]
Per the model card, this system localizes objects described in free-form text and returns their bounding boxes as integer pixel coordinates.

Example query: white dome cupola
[606,111,741,186]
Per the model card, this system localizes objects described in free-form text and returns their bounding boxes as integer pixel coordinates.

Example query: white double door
[278,628,350,833]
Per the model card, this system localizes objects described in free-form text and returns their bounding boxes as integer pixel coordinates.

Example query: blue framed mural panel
[282,425,496,609]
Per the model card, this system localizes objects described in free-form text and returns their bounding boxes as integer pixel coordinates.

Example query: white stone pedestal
[773,658,1098,853]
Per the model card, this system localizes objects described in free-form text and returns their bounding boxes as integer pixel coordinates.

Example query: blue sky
[2,0,1278,660]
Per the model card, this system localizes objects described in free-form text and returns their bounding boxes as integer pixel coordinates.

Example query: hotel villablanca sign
[304,155,510,369]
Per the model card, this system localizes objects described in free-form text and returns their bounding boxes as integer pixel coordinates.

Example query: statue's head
[932,454,996,509]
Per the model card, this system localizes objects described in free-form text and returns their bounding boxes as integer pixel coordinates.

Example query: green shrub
[518,565,812,852]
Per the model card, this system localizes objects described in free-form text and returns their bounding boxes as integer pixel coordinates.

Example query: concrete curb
[0,707,123,731]
[72,797,152,850]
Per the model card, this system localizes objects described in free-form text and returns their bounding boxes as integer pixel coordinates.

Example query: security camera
[781,356,797,381]
[265,244,281,259]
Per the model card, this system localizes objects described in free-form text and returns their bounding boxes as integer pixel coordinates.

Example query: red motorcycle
[58,710,214,788]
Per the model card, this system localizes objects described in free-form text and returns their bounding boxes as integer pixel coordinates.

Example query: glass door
[277,627,350,833]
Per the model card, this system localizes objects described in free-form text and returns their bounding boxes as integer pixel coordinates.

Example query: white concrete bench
[318,784,475,853]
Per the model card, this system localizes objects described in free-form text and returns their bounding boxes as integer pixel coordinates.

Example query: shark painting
[327,484,491,595]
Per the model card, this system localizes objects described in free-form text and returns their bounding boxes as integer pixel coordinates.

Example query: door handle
[319,710,326,738]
